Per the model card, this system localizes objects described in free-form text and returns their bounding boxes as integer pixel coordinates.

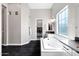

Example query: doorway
[2,5,7,45]
[37,19,43,39]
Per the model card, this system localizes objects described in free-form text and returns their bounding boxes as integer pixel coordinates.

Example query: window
[57,6,68,36]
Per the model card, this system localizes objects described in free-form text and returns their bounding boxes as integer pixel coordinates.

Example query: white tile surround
[41,34,67,56]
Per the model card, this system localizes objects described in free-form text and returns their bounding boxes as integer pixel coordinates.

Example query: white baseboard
[2,43,22,46]
[21,40,31,45]
[31,39,40,40]
[2,44,8,46]
[2,39,40,46]
[2,40,31,46]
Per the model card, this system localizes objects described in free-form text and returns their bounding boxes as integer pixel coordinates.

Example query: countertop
[54,37,79,53]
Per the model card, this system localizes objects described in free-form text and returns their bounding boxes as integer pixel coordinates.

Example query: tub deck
[41,38,66,56]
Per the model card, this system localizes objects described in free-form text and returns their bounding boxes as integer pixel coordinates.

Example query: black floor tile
[2,40,41,56]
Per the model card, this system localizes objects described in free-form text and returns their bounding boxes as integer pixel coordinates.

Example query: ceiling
[28,3,53,9]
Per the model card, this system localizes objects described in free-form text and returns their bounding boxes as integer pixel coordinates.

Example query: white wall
[30,9,52,40]
[21,4,30,44]
[51,3,67,19]
[68,5,76,40]
[75,6,79,37]
[0,3,2,56]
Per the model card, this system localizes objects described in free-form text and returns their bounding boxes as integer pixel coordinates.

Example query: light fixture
[48,19,55,23]
[51,19,55,22]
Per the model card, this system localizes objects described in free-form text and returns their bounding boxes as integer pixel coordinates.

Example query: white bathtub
[41,35,66,56]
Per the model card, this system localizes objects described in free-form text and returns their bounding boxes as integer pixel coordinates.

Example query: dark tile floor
[2,40,41,56]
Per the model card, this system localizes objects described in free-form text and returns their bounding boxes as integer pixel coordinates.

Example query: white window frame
[56,5,68,38]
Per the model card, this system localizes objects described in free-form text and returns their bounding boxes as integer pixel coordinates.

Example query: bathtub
[41,35,66,56]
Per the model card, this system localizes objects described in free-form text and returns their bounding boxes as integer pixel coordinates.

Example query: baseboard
[2,44,8,46]
[31,39,40,40]
[2,40,31,46]
[2,40,40,46]
[21,40,31,45]
[2,43,22,46]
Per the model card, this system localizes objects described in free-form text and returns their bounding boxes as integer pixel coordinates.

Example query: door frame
[35,18,43,39]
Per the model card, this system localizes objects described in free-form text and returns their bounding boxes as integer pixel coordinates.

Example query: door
[2,5,7,45]
[37,19,43,39]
